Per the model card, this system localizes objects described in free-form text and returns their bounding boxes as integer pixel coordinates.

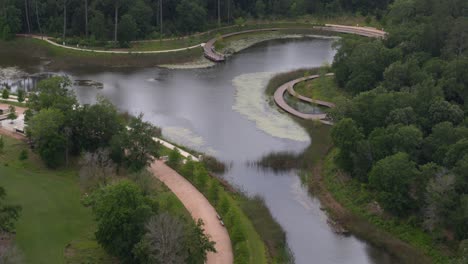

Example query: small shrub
[167,149,182,169]
[19,150,28,161]
[218,195,230,215]
[24,109,33,123]
[17,89,26,103]
[2,89,9,99]
[234,242,249,264]
[179,158,195,181]
[207,181,220,206]
[194,164,208,192]
[79,149,117,191]
[230,224,245,245]
[7,105,17,123]
[130,170,156,196]
[235,17,246,27]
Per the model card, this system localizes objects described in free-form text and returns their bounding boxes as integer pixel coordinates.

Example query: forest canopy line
[0,0,391,44]
[329,0,468,257]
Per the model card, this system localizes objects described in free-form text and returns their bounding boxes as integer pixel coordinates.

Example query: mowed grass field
[0,136,103,264]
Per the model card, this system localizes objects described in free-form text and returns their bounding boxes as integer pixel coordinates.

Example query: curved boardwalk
[204,24,386,62]
[150,160,233,264]
[273,74,335,125]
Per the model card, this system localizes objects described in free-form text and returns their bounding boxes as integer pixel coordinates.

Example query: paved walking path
[273,74,336,125]
[17,34,202,54]
[204,24,387,62]
[150,160,233,264]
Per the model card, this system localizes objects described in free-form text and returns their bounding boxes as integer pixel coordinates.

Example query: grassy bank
[263,69,453,263]
[0,38,203,70]
[0,136,112,264]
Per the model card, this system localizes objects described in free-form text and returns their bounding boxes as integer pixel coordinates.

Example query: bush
[194,164,208,192]
[79,150,117,191]
[167,149,182,169]
[17,90,25,103]
[2,89,9,99]
[234,244,249,264]
[207,180,220,206]
[91,180,153,262]
[218,195,230,215]
[235,17,246,27]
[179,158,195,181]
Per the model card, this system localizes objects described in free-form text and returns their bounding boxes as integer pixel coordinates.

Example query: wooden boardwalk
[203,25,386,63]
[273,74,335,125]
[203,28,283,62]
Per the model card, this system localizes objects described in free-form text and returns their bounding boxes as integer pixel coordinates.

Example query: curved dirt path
[273,74,335,125]
[149,160,233,264]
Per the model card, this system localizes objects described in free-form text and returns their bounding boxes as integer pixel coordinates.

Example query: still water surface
[1,38,396,264]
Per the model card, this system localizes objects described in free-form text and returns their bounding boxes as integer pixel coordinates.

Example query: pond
[0,37,397,264]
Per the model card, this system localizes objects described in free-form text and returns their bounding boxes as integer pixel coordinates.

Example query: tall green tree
[27,77,77,113]
[27,108,66,168]
[369,152,418,215]
[176,0,207,33]
[118,14,136,44]
[123,114,161,172]
[91,180,153,262]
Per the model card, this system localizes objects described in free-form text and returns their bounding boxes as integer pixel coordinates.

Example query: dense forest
[0,0,391,42]
[330,0,468,252]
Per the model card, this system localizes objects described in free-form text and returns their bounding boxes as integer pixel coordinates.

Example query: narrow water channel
[1,38,396,264]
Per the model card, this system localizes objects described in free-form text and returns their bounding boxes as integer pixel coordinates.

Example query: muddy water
[0,38,397,264]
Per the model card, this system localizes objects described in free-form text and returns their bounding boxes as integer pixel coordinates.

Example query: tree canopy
[0,0,392,42]
[329,0,468,243]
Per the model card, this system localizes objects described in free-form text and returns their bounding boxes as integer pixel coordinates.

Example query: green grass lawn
[294,76,347,103]
[0,136,109,264]
[130,37,206,51]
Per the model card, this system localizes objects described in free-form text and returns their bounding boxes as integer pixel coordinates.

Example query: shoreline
[308,156,432,264]
[1,23,383,70]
